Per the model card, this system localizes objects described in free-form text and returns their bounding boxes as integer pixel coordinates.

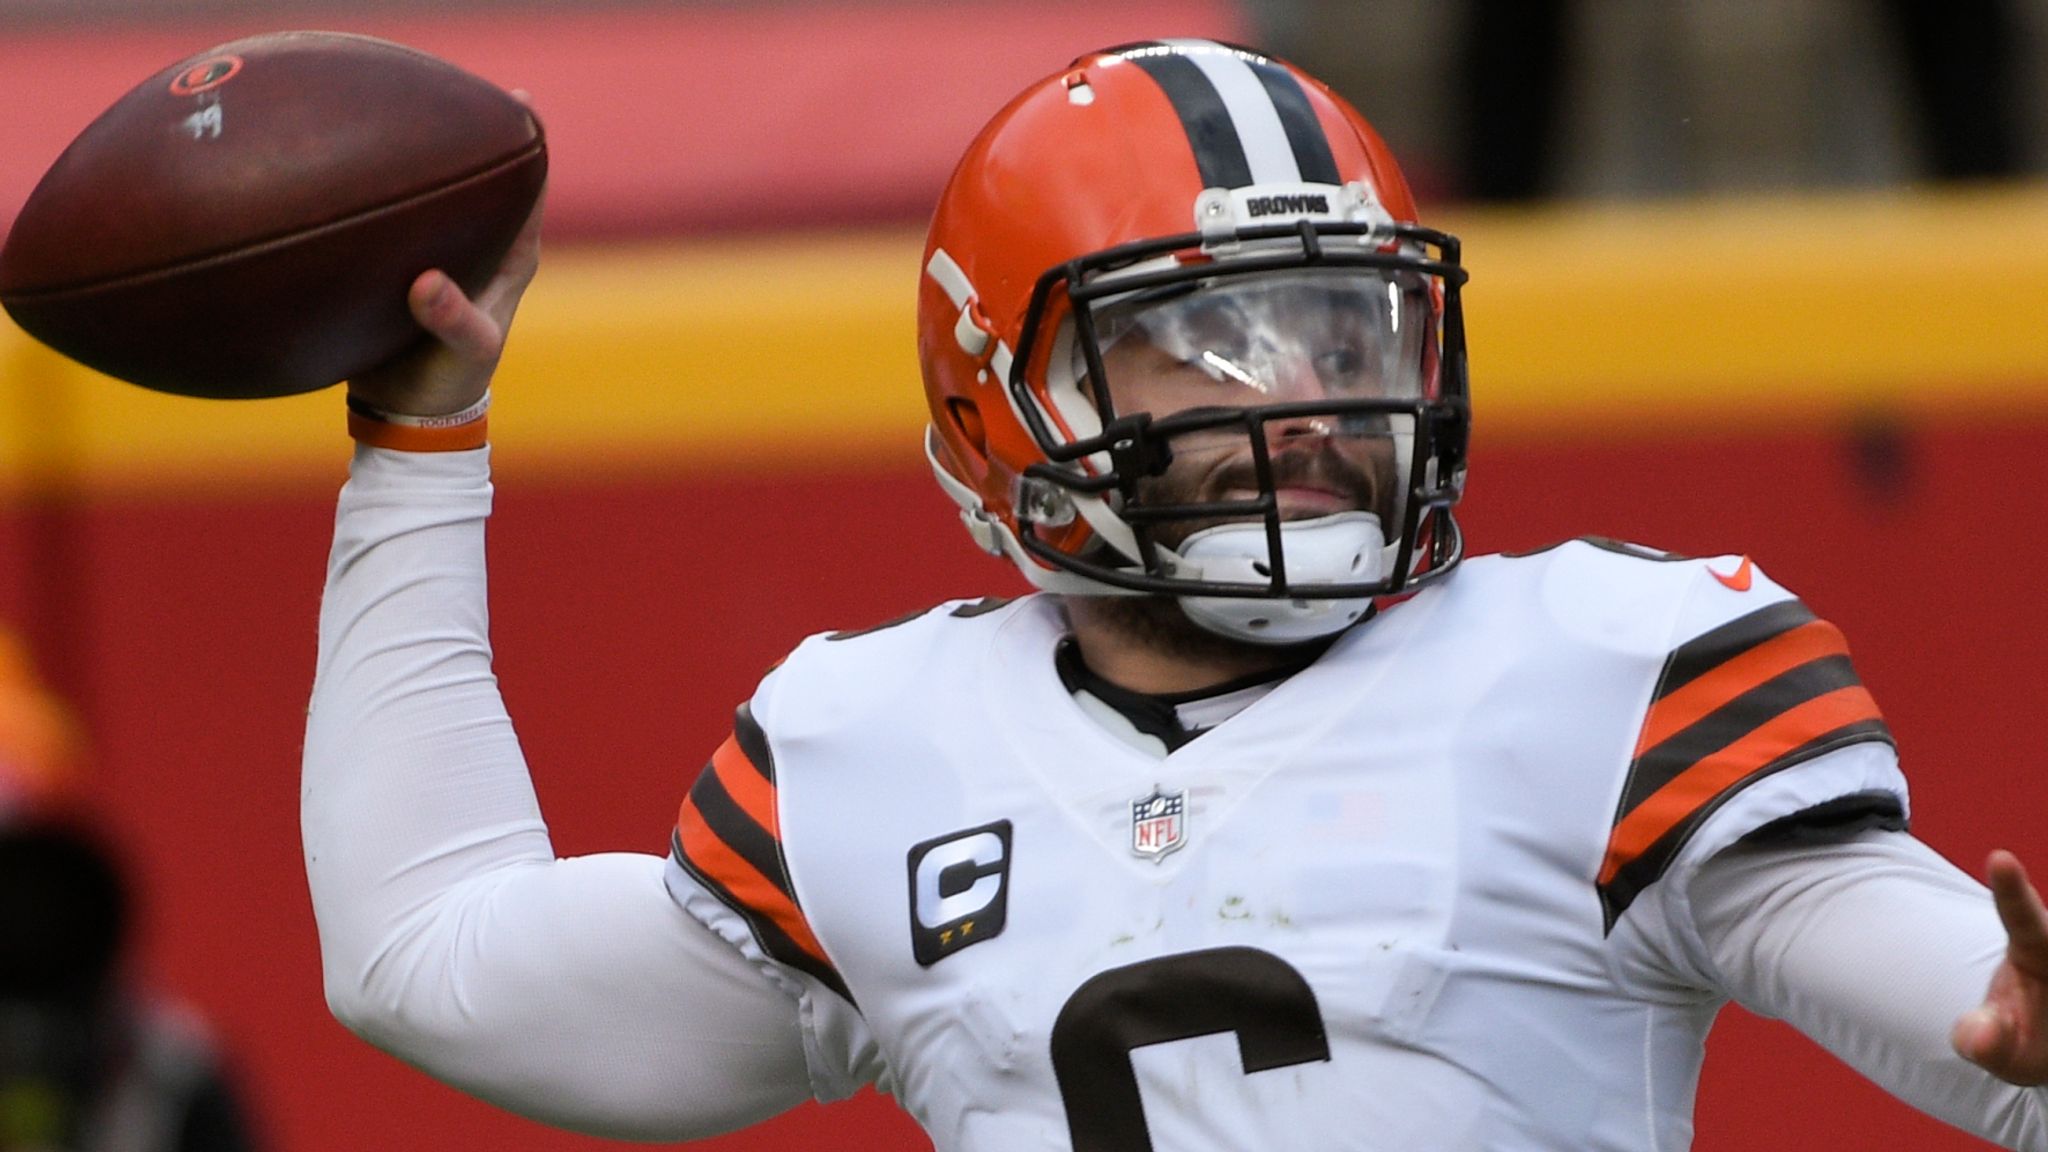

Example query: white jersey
[663,538,1907,1152]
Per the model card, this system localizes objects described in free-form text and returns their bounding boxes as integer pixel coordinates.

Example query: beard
[1080,590,1321,664]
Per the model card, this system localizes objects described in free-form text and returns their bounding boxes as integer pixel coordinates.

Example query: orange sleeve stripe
[675,793,834,969]
[1634,620,1850,755]
[1600,684,1882,883]
[710,735,779,835]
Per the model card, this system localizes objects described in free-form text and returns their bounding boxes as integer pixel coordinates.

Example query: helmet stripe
[1118,45,1255,188]
[1242,56,1341,185]
[1119,41,1342,190]
[1165,40,1303,185]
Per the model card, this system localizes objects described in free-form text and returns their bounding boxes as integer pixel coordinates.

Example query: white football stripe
[1165,39,1301,185]
[924,247,974,309]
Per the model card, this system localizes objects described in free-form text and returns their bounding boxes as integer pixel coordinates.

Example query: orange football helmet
[920,40,1470,642]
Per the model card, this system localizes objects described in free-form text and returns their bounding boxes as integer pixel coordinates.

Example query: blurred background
[1,1,2045,1149]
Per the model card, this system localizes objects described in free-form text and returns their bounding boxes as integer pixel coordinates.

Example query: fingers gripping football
[348,192,544,418]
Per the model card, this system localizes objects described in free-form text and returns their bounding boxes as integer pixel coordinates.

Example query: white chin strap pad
[1171,511,1386,645]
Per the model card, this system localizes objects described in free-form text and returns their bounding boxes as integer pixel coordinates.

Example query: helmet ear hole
[947,398,988,454]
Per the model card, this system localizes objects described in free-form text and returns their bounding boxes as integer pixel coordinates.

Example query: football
[0,31,546,399]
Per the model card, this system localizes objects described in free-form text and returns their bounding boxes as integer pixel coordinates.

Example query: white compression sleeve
[302,445,813,1140]
[1694,831,2048,1149]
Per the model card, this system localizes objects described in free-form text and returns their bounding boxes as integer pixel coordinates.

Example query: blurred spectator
[1450,0,2028,200]
[1454,0,1572,200]
[1245,0,2038,202]
[1884,0,2025,178]
[0,630,261,1152]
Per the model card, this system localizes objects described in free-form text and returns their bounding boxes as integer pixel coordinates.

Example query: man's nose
[1265,412,1343,450]
[1256,356,1337,441]
[1266,414,1343,450]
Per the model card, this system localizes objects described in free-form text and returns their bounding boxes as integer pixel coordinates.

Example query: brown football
[0,31,546,399]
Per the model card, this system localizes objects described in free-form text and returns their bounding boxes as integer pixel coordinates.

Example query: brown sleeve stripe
[1643,650,1876,777]
[674,786,852,1003]
[732,702,777,786]
[1653,599,1817,699]
[1596,716,1895,928]
[1602,683,1884,883]
[709,734,778,835]
[1597,600,1895,928]
[1633,654,1874,790]
[671,820,854,1005]
[681,760,790,907]
[671,708,852,1004]
[1633,619,1850,754]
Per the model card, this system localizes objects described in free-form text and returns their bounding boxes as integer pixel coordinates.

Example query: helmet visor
[1004,222,1469,604]
[1056,267,1430,533]
[1080,267,1432,435]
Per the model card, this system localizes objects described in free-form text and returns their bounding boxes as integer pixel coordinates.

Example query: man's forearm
[1695,832,2048,1149]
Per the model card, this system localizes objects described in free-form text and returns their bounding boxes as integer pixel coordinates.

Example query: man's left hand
[1953,850,2048,1085]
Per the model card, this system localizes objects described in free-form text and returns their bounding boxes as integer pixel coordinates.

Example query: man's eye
[1314,348,1367,380]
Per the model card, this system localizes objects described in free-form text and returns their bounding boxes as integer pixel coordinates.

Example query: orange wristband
[346,391,490,452]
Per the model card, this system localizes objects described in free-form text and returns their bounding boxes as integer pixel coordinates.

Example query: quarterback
[304,41,2048,1150]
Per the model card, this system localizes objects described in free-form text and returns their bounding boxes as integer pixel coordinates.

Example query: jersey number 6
[1049,945,1331,1151]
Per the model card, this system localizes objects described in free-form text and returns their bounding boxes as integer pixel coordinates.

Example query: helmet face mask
[920,41,1471,641]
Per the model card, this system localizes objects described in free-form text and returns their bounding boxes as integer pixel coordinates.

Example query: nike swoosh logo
[1710,555,1754,592]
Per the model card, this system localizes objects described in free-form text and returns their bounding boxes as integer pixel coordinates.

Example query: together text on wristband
[346,389,491,452]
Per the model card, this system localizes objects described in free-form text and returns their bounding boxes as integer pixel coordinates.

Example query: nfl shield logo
[1130,787,1188,860]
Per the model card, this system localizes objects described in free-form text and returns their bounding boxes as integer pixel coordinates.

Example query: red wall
[8,410,2040,1151]
[0,0,1248,243]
